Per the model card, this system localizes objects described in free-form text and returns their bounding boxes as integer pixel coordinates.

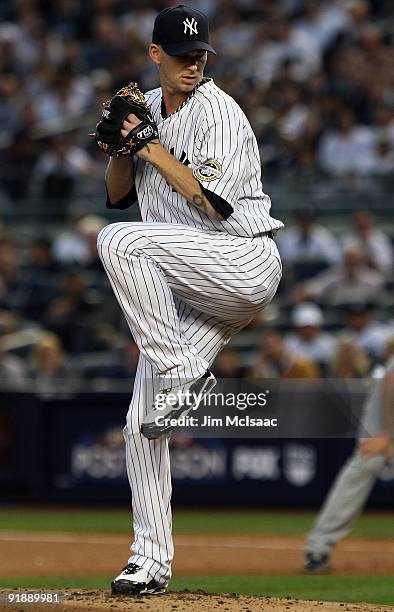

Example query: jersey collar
[160,77,212,120]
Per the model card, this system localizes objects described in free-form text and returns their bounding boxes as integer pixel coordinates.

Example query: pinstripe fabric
[97,222,281,584]
[133,79,284,237]
[121,302,242,584]
[98,77,283,586]
[98,222,281,381]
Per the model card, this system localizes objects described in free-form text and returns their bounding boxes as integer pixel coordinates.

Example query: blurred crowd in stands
[0,0,393,392]
[0,0,394,209]
[0,206,393,393]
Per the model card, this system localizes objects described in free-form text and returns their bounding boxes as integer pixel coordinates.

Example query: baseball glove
[92,82,159,157]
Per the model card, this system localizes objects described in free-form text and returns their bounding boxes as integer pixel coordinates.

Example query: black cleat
[111,563,167,595]
[304,552,331,573]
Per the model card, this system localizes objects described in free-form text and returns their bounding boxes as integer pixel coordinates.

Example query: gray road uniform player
[305,350,394,572]
[97,5,283,597]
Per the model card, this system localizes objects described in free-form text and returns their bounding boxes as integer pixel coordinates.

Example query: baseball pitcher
[93,5,283,595]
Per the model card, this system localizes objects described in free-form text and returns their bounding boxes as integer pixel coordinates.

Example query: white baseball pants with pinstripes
[97,222,282,585]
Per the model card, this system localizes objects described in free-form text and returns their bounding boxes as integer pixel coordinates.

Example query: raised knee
[96,224,115,251]
[96,223,135,261]
[97,223,148,257]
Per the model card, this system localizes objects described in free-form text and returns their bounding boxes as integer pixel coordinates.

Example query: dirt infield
[0,590,393,612]
[0,532,393,577]
[0,532,393,611]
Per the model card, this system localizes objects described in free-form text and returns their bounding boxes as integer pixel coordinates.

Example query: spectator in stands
[293,0,351,53]
[0,237,18,283]
[0,309,42,361]
[52,212,91,266]
[277,209,340,269]
[317,108,375,177]
[214,6,257,60]
[342,210,393,274]
[0,310,19,336]
[7,0,44,71]
[0,0,393,381]
[76,214,107,271]
[294,244,385,306]
[0,124,38,201]
[120,5,159,46]
[44,271,96,353]
[0,335,26,389]
[46,0,83,39]
[21,237,60,321]
[81,337,139,382]
[373,103,394,149]
[276,82,316,149]
[86,322,120,353]
[31,66,93,133]
[29,331,77,398]
[106,338,139,380]
[369,137,394,176]
[0,70,24,125]
[329,336,370,379]
[28,237,60,275]
[341,303,394,362]
[121,337,140,377]
[213,346,246,379]
[52,213,106,267]
[30,135,98,212]
[252,13,321,86]
[84,13,124,70]
[285,303,336,369]
[0,237,30,314]
[113,336,140,379]
[248,329,321,379]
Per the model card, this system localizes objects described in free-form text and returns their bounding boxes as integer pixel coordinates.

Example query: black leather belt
[255,231,274,239]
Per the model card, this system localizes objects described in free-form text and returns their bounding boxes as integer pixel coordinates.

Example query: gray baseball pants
[306,365,392,556]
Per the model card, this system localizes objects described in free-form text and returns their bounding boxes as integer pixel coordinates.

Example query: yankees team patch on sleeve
[193,159,222,182]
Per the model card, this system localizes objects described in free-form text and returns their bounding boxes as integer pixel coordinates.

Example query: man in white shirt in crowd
[277,209,340,268]
[342,210,393,275]
[286,302,336,368]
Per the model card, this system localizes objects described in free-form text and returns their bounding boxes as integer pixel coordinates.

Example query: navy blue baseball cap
[152,5,216,56]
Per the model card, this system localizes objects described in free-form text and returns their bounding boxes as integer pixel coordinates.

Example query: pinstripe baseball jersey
[133,78,283,237]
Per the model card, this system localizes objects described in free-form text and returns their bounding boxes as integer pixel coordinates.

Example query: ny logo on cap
[183,17,198,35]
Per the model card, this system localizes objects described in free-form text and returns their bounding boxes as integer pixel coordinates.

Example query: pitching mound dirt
[1,589,393,612]
[1,532,393,577]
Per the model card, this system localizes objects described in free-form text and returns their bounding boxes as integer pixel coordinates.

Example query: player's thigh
[98,222,281,318]
[167,232,281,319]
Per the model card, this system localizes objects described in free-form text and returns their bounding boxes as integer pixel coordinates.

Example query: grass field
[1,508,393,538]
[0,508,393,605]
[0,576,393,606]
